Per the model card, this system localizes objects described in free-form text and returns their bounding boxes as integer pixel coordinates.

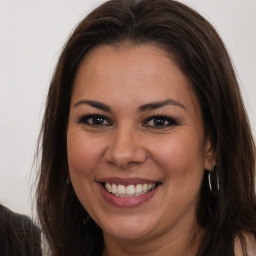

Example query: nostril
[103,131,147,167]
[104,147,148,168]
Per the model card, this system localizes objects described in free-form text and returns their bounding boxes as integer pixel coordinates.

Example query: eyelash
[77,113,112,126]
[77,113,178,128]
[142,114,178,128]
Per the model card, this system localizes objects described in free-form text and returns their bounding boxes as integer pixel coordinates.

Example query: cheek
[153,134,205,213]
[67,131,103,212]
[67,130,102,177]
[152,132,205,178]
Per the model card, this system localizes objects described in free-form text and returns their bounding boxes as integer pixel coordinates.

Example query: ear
[203,137,216,171]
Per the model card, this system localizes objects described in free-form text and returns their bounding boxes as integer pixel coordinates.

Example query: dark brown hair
[36,0,256,255]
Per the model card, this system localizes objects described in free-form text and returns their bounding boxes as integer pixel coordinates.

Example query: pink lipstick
[97,177,161,208]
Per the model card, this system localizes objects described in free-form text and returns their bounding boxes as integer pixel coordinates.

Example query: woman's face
[67,45,214,244]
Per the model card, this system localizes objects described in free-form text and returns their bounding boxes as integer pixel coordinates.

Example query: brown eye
[78,114,111,126]
[143,115,178,128]
[90,116,105,125]
[153,117,168,126]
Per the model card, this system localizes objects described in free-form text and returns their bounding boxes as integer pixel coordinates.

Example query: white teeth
[112,184,117,193]
[117,184,126,195]
[104,182,157,197]
[126,185,136,195]
[136,184,142,194]
[142,184,148,193]
[105,183,112,193]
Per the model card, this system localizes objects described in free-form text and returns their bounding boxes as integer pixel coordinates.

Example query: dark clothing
[0,204,41,256]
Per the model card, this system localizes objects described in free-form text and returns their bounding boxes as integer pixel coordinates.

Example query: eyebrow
[73,98,185,112]
[73,100,111,112]
[138,99,185,112]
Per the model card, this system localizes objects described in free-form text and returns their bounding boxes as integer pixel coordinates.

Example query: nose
[104,125,147,168]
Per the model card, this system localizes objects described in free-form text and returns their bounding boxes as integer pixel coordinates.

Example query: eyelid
[142,115,178,128]
[77,113,112,126]
[76,113,178,128]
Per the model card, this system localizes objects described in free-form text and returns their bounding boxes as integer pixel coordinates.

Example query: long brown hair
[36,0,256,255]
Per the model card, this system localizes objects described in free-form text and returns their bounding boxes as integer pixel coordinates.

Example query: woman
[36,0,256,255]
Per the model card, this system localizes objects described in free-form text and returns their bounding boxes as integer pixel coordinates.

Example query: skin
[67,44,215,256]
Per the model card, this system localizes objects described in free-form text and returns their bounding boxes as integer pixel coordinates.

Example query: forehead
[71,44,199,111]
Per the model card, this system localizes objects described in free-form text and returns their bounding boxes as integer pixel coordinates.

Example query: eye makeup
[76,112,112,126]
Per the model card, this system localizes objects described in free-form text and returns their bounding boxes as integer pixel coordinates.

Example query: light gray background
[0,0,255,217]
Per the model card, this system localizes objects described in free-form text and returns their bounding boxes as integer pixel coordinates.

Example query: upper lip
[97,177,161,186]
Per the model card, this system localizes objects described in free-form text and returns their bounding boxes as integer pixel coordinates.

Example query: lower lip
[98,183,159,208]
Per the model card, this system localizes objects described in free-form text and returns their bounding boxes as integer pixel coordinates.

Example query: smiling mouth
[102,182,160,197]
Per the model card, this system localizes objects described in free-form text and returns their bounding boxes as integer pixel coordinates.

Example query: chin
[99,215,157,241]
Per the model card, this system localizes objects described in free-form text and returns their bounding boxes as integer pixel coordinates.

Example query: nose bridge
[104,122,146,167]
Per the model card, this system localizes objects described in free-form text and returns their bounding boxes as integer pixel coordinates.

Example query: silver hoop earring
[208,164,219,192]
[208,171,212,191]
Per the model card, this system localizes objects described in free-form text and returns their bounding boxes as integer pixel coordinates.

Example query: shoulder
[234,232,256,256]
[0,204,38,234]
[0,204,41,256]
